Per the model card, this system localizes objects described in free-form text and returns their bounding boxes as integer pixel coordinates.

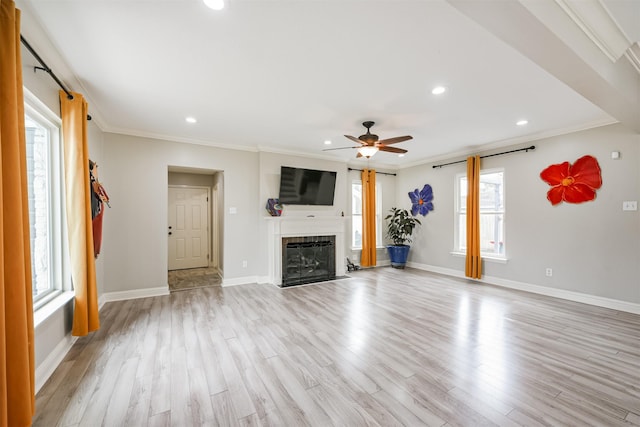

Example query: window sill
[34,291,74,328]
[450,251,508,264]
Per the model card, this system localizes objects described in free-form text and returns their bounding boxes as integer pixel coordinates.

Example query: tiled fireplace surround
[266,216,347,287]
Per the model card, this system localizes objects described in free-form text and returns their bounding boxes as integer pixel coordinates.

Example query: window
[25,93,66,307]
[351,180,382,248]
[455,169,505,257]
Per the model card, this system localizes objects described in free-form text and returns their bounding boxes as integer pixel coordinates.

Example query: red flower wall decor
[540,155,602,205]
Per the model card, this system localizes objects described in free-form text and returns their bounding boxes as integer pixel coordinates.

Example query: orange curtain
[0,2,36,425]
[360,169,376,267]
[60,91,100,336]
[465,156,482,279]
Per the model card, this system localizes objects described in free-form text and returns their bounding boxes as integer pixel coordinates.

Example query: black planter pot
[386,245,410,269]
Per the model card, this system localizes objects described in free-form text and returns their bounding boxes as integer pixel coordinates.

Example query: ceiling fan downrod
[360,121,378,143]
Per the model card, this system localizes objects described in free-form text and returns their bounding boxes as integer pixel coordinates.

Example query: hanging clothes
[89,160,109,258]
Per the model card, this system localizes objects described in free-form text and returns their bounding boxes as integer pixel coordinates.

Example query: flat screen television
[278,166,337,206]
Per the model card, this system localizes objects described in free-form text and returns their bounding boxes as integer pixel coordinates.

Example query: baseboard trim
[407,262,640,314]
[100,286,170,304]
[222,276,258,287]
[35,334,77,393]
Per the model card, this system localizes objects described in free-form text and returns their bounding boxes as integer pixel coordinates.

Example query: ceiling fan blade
[345,135,366,145]
[379,146,408,154]
[378,135,413,145]
[322,146,359,151]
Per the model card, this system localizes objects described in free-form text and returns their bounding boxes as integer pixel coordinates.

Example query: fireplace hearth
[282,235,335,287]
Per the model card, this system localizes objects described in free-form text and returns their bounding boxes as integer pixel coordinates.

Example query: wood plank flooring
[33,267,640,426]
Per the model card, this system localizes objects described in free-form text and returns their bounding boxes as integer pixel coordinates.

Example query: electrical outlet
[623,201,637,211]
[545,268,553,277]
[242,260,248,268]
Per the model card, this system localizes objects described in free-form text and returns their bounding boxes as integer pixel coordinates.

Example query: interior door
[168,186,209,270]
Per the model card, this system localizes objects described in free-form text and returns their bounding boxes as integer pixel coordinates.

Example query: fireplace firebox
[282,235,336,287]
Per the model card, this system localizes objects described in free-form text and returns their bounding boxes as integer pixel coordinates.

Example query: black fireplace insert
[282,235,336,287]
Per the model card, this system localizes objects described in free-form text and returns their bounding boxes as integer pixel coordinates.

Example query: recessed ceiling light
[185,117,197,124]
[203,0,224,10]
[398,154,405,158]
[516,119,528,126]
[432,86,447,95]
[324,140,332,145]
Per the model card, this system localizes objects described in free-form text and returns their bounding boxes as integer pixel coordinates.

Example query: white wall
[398,123,640,306]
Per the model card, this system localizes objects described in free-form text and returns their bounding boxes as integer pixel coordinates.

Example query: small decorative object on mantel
[409,184,434,216]
[540,155,602,205]
[266,198,282,216]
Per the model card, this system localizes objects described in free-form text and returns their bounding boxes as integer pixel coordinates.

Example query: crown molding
[554,0,638,73]
[625,42,640,74]
[397,117,618,170]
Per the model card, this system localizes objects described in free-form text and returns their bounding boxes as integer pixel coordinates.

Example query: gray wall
[21,41,107,383]
[397,123,640,304]
[258,152,349,277]
[344,167,398,266]
[16,0,640,388]
[101,133,260,290]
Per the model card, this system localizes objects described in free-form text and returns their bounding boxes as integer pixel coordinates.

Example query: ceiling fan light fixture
[204,0,225,10]
[358,146,379,158]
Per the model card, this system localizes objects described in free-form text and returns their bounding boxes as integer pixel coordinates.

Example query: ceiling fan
[324,121,412,158]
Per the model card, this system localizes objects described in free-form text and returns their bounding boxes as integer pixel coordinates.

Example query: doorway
[167,168,224,281]
[168,186,210,270]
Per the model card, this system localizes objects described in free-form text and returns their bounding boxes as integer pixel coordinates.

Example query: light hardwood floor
[33,268,640,426]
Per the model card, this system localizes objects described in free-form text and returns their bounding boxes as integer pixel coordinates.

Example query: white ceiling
[18,0,640,168]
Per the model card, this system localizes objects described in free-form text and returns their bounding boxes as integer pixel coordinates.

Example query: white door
[168,187,209,270]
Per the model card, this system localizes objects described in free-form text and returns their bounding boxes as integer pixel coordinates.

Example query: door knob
[168,232,172,235]
[168,226,172,229]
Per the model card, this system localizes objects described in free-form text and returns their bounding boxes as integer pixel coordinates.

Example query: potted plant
[385,207,421,269]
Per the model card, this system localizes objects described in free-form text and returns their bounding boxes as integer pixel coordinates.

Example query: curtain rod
[432,145,535,169]
[20,35,92,120]
[348,168,396,176]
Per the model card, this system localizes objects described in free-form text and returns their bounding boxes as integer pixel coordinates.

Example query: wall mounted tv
[278,166,337,206]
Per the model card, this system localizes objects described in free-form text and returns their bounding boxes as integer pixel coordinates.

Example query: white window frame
[454,168,506,260]
[24,89,71,313]
[351,180,382,249]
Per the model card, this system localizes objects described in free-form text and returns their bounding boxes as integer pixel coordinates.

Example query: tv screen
[278,166,337,206]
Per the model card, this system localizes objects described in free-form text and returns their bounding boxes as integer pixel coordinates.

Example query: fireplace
[282,235,335,287]
[265,216,346,287]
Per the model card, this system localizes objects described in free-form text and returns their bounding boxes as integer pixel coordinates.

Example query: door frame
[211,183,220,270]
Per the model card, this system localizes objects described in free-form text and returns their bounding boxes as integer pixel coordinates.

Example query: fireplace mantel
[266,216,347,286]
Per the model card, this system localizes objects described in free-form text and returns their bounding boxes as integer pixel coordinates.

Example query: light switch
[229,207,237,214]
[622,201,637,211]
